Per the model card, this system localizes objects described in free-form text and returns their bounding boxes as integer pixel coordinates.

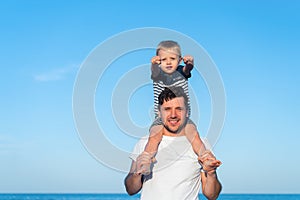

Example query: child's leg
[144,124,163,157]
[184,123,206,158]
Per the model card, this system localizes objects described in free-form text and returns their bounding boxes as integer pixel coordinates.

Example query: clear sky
[1,0,299,194]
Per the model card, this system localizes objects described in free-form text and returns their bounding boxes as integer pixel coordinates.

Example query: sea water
[0,193,299,200]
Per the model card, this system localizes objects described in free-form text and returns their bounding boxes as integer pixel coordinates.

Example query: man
[124,87,222,200]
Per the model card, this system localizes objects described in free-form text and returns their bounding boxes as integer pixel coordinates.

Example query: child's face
[158,49,181,74]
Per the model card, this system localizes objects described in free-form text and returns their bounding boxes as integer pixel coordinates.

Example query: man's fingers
[135,151,154,175]
[151,157,157,163]
[211,160,222,168]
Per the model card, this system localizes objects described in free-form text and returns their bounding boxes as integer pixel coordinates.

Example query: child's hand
[151,56,161,65]
[183,55,194,65]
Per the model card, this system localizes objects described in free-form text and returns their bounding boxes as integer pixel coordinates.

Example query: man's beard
[163,118,187,134]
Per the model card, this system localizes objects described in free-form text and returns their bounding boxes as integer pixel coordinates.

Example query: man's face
[159,97,188,134]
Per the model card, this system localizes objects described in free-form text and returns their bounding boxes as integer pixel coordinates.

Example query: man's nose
[170,109,176,118]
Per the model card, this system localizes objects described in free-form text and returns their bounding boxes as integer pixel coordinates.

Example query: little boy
[144,40,205,161]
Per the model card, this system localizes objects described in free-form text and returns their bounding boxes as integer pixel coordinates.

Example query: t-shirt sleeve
[201,137,215,154]
[177,65,192,79]
[129,137,148,161]
[151,65,162,81]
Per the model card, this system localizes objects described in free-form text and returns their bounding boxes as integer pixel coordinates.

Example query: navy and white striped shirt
[151,65,191,118]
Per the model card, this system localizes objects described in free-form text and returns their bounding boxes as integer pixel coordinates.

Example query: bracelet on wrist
[200,167,216,175]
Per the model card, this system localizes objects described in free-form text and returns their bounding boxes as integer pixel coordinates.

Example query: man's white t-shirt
[130,135,202,200]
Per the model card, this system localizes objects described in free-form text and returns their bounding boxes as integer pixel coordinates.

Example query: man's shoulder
[129,136,148,161]
[136,135,148,145]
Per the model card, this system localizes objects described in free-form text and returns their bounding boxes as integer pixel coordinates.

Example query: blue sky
[1,0,299,194]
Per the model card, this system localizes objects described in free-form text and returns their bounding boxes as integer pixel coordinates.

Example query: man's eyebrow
[176,106,185,109]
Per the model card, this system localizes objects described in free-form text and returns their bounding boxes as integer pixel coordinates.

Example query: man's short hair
[158,87,188,110]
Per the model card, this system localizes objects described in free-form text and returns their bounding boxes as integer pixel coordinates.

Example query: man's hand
[198,150,222,173]
[135,151,153,175]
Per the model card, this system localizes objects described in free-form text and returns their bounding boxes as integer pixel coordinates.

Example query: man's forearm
[124,173,143,195]
[202,171,222,200]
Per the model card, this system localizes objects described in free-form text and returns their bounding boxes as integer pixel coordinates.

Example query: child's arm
[182,55,194,76]
[144,125,163,156]
[151,56,161,78]
[185,123,206,157]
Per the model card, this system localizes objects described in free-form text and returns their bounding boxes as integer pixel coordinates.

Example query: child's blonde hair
[156,40,182,57]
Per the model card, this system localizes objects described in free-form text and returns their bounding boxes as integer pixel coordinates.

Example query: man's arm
[124,152,153,195]
[124,160,143,195]
[201,170,222,200]
[199,150,222,200]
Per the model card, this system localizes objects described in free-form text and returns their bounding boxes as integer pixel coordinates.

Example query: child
[144,40,205,161]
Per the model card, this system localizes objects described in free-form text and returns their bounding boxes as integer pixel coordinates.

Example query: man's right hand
[135,151,153,175]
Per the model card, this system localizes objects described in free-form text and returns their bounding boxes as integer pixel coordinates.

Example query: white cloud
[34,65,78,82]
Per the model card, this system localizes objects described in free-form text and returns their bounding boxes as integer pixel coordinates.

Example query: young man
[124,87,222,200]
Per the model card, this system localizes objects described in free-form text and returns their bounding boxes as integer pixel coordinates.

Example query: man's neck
[162,128,186,137]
